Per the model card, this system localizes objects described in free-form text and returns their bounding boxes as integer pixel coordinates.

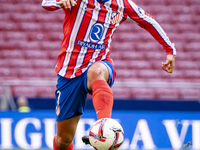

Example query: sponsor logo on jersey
[77,40,106,50]
[89,23,104,43]
[84,7,93,11]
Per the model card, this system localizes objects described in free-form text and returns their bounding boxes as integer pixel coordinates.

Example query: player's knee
[57,135,73,148]
[88,66,102,79]
[88,63,109,82]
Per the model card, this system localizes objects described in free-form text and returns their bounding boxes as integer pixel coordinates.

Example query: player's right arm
[56,0,77,9]
[42,0,62,11]
[42,0,77,11]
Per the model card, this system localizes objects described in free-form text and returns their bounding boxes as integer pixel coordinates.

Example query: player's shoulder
[120,0,137,8]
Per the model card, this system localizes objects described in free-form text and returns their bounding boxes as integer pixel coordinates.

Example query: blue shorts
[55,61,116,121]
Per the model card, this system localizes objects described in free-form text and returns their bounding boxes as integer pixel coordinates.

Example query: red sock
[91,80,113,120]
[53,137,73,150]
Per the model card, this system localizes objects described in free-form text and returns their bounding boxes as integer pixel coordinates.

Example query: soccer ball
[89,118,124,150]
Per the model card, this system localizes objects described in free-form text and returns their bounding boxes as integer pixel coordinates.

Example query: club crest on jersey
[111,11,121,25]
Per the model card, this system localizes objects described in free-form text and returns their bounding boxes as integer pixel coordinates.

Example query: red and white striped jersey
[42,0,176,78]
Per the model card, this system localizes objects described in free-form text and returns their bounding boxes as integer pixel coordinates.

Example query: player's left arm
[162,54,175,73]
[42,0,77,11]
[125,0,176,73]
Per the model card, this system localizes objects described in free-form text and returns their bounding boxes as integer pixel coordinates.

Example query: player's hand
[162,54,176,73]
[56,0,77,9]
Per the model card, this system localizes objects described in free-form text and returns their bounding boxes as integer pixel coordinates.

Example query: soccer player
[42,0,176,149]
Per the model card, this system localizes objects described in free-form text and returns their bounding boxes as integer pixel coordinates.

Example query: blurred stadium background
[0,0,200,149]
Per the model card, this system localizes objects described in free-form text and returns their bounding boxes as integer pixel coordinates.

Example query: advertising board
[0,110,199,149]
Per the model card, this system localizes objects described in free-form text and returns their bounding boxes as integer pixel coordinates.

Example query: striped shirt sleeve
[124,0,176,55]
[41,0,61,11]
